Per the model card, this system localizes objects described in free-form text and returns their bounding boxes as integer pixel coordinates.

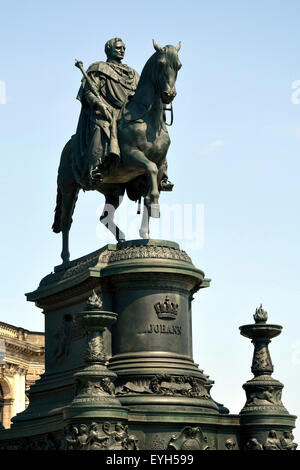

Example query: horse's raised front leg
[100,188,126,242]
[124,150,160,218]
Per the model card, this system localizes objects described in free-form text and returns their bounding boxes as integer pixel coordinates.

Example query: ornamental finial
[86,290,103,310]
[253,304,268,324]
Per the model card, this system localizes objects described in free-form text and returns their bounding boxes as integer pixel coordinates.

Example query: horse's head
[152,40,182,104]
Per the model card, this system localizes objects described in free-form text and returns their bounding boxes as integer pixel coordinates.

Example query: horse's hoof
[150,204,160,218]
[116,231,126,242]
[55,260,71,272]
[139,229,149,239]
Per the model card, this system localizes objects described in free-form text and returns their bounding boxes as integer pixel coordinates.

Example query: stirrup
[160,179,174,192]
[90,169,103,183]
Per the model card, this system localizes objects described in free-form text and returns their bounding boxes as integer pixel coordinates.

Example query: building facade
[0,321,44,428]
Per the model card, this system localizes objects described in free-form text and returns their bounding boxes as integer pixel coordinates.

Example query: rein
[123,103,153,123]
[123,101,174,126]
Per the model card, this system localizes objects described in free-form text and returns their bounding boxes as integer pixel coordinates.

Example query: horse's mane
[139,45,180,85]
[123,45,180,123]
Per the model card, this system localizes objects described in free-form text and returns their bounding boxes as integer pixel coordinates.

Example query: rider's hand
[94,102,112,121]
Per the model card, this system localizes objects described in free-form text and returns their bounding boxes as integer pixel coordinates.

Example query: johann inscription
[142,324,182,335]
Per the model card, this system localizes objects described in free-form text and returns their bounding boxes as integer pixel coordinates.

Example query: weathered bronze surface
[0,38,297,451]
[62,291,134,449]
[52,39,181,266]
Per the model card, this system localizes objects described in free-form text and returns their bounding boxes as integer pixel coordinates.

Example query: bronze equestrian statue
[52,38,181,266]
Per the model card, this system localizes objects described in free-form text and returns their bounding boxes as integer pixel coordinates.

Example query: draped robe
[71,60,139,189]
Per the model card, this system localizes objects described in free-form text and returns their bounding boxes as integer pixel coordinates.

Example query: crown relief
[154,296,179,320]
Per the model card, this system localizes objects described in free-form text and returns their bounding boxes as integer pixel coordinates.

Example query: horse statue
[52,40,182,266]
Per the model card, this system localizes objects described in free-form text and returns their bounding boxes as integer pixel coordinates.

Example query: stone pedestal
[0,242,296,450]
[100,240,218,416]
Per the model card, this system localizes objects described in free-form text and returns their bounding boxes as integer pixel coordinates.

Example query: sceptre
[74,59,112,118]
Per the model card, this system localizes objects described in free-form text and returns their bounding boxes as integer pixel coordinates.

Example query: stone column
[19,373,26,412]
[2,399,13,429]
[239,305,297,450]
[13,373,20,416]
[63,290,135,450]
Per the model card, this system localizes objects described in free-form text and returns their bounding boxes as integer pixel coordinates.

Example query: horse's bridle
[164,103,173,126]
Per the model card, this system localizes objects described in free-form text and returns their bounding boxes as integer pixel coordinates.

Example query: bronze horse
[52,41,182,266]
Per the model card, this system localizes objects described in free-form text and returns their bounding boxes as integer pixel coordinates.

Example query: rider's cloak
[71,60,139,189]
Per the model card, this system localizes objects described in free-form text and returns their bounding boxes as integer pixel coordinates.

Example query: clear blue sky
[1,0,300,441]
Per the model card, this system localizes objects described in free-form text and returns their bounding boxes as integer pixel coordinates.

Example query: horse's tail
[52,139,74,233]
[52,185,62,233]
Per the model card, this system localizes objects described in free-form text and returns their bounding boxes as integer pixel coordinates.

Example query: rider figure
[72,38,173,190]
[72,38,138,187]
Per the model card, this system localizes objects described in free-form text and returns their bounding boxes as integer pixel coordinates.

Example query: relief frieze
[116,374,210,399]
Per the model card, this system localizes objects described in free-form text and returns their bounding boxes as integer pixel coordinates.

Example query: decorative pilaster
[240,305,287,415]
[239,305,297,450]
[63,290,129,441]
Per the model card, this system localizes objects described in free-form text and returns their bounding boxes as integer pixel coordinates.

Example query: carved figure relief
[53,314,79,361]
[63,421,138,450]
[116,374,210,398]
[77,424,89,449]
[167,426,210,451]
[86,422,110,450]
[245,430,298,451]
[280,431,298,450]
[75,377,115,397]
[64,424,79,450]
[245,438,263,450]
[225,439,236,450]
[246,386,282,406]
[116,379,152,395]
[263,430,283,450]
